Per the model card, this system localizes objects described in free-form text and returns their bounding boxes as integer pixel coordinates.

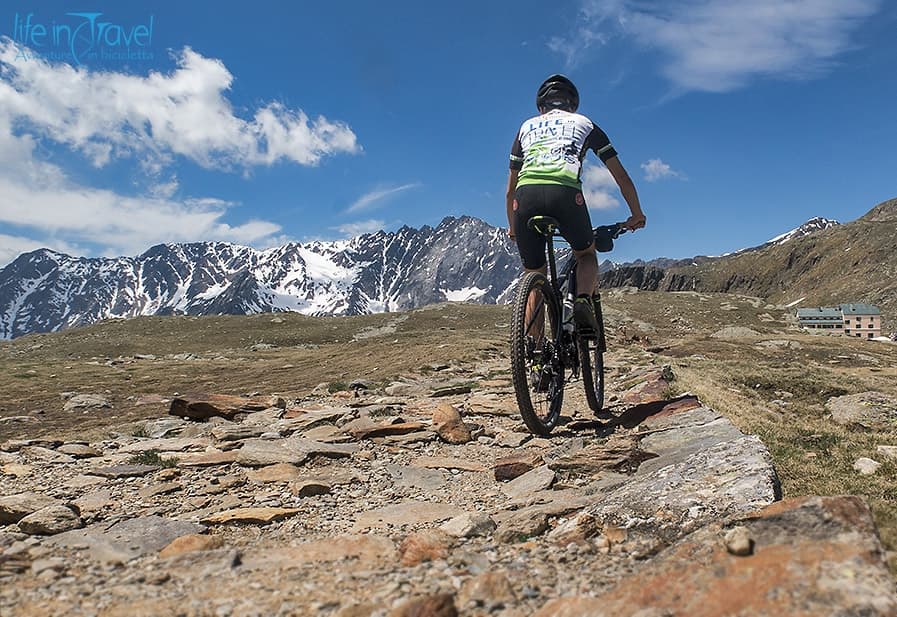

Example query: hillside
[646,198,897,330]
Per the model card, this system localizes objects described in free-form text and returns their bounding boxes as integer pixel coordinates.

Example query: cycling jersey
[509,110,618,189]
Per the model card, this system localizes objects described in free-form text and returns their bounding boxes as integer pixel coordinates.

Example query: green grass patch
[128,449,178,468]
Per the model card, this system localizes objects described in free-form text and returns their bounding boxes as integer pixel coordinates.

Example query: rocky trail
[1,349,896,617]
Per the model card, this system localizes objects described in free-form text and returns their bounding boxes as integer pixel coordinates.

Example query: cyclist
[507,74,646,333]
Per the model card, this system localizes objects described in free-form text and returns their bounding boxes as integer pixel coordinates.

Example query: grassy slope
[663,200,897,331]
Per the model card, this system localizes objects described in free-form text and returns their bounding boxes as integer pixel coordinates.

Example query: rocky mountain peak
[765,216,840,246]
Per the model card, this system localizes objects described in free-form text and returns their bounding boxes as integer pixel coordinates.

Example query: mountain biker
[506,74,646,333]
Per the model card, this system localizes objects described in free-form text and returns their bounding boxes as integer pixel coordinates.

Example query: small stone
[548,512,600,545]
[875,445,897,461]
[500,465,556,499]
[495,431,531,448]
[159,533,223,558]
[56,444,102,458]
[495,511,550,543]
[72,490,115,513]
[201,507,301,525]
[138,482,181,499]
[157,468,181,481]
[432,403,472,444]
[430,384,473,398]
[439,513,496,538]
[398,529,453,566]
[0,463,32,478]
[459,571,517,611]
[18,505,83,535]
[290,480,332,497]
[353,501,464,531]
[389,593,458,617]
[854,457,882,475]
[349,422,428,440]
[494,453,543,482]
[724,525,754,556]
[30,557,66,575]
[63,394,111,411]
[245,463,302,483]
[0,493,61,524]
[88,464,159,478]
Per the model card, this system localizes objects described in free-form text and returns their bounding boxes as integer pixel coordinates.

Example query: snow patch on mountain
[766,217,839,245]
[442,286,487,302]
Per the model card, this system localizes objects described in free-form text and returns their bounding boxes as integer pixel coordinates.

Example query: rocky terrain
[2,300,896,616]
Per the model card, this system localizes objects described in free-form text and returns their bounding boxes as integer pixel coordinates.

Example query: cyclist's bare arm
[506,169,519,238]
[605,156,646,231]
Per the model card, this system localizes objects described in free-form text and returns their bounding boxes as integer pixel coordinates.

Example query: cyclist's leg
[513,186,549,344]
[573,243,598,297]
[549,187,600,331]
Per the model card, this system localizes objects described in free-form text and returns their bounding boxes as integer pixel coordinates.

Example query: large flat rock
[353,501,464,531]
[235,436,358,466]
[589,434,779,544]
[535,496,897,617]
[576,404,781,547]
[49,515,206,563]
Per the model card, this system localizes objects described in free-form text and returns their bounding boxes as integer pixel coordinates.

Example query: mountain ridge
[1,203,892,338]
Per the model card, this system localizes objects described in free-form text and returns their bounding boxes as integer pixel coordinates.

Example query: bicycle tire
[510,272,564,435]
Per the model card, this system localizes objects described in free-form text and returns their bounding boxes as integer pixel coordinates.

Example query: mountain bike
[510,217,627,435]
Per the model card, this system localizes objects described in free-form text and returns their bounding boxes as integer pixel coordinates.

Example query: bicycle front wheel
[580,335,604,413]
[510,272,564,435]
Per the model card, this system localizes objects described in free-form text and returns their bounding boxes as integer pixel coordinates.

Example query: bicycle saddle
[527,216,560,236]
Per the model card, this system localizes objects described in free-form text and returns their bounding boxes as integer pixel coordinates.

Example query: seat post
[545,233,558,285]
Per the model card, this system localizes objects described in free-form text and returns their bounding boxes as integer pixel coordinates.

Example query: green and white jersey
[509,109,617,188]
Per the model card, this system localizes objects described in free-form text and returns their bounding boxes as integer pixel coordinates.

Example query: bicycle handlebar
[594,222,627,253]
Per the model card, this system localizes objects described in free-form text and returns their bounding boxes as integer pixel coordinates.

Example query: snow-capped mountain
[0,213,846,339]
[765,217,840,246]
[0,216,518,339]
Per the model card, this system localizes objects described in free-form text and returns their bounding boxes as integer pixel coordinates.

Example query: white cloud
[581,163,620,211]
[0,40,360,170]
[347,183,421,214]
[0,40,367,263]
[335,219,386,237]
[0,174,284,257]
[0,116,288,260]
[552,1,881,92]
[641,158,683,182]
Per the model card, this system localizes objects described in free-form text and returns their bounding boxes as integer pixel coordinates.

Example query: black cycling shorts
[513,184,594,269]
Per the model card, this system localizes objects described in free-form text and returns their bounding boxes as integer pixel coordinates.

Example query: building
[797,304,882,339]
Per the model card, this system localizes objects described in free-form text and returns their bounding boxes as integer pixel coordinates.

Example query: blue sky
[0,0,895,266]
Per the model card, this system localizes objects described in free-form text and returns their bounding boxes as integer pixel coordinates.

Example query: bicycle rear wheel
[510,272,564,435]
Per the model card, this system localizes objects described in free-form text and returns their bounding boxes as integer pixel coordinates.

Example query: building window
[856,333,861,338]
[868,333,874,339]
[845,329,851,334]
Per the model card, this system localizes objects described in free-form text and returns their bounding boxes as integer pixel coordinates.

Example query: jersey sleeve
[509,133,524,170]
[586,123,618,163]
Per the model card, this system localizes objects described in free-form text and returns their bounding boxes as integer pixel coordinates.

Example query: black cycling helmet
[536,74,579,112]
